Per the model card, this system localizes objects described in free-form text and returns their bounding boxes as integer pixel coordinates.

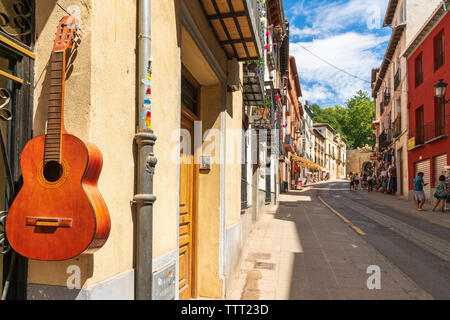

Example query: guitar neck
[45,51,66,163]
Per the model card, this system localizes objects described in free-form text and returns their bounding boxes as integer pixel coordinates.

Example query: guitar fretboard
[45,51,65,163]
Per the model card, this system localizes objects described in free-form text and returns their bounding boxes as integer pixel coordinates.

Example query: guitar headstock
[52,15,77,52]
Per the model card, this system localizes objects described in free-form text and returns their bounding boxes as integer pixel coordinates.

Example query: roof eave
[372,23,406,96]
[383,0,399,27]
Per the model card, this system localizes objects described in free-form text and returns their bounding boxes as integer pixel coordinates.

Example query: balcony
[379,128,392,148]
[267,51,275,72]
[243,61,265,107]
[394,68,401,91]
[201,0,264,60]
[284,134,294,153]
[383,88,391,107]
[249,107,271,129]
[393,116,401,138]
[266,29,277,72]
[410,116,449,147]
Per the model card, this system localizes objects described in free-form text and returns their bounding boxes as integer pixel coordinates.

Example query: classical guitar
[5,16,111,261]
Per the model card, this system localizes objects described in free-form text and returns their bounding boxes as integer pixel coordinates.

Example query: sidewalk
[355,188,450,228]
[225,189,431,300]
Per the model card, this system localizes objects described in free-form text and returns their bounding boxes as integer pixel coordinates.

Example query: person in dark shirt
[432,175,448,212]
[367,173,374,192]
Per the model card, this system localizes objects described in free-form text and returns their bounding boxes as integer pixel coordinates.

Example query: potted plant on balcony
[262,107,269,120]
[245,59,263,74]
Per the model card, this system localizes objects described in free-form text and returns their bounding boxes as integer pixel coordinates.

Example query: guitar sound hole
[43,161,63,182]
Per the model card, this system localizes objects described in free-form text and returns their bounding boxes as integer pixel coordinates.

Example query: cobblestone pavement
[226,181,444,300]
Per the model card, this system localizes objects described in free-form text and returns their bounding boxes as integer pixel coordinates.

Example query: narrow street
[227,180,450,300]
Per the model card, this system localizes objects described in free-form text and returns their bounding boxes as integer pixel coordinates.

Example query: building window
[435,97,446,136]
[415,106,424,145]
[434,30,445,71]
[415,53,423,87]
[181,75,199,115]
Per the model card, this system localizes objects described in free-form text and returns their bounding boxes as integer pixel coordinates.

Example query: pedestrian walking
[349,173,354,191]
[432,175,448,212]
[354,173,360,190]
[413,172,428,211]
[362,173,368,189]
[367,173,374,192]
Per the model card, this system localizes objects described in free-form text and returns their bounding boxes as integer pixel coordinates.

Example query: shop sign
[408,137,415,151]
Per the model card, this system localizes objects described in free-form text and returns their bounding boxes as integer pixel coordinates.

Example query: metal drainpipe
[134,0,157,300]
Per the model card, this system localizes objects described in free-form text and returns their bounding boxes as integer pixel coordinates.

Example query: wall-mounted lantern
[434,79,450,103]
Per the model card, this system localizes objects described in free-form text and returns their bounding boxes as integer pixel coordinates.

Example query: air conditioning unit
[227,58,240,92]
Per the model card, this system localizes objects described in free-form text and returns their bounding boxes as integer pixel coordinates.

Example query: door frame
[179,65,200,299]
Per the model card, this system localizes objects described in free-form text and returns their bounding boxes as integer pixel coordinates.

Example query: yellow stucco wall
[198,85,223,298]
[29,0,136,287]
[225,67,243,228]
[151,0,180,261]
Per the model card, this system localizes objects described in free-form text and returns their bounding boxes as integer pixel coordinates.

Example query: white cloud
[290,0,389,38]
[290,25,320,38]
[301,83,334,103]
[286,0,391,105]
[291,32,390,105]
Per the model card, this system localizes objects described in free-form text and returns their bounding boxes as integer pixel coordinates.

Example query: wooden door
[179,115,195,300]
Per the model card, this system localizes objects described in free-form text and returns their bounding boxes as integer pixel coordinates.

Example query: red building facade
[406,6,450,198]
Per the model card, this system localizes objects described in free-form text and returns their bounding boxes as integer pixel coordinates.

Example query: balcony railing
[393,116,401,138]
[379,128,392,148]
[394,68,401,90]
[383,88,391,107]
[243,62,265,107]
[284,134,294,153]
[410,117,449,146]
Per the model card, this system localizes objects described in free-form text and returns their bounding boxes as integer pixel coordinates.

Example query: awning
[291,154,321,171]
[200,0,263,60]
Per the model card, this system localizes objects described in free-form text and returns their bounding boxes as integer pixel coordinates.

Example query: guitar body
[5,134,111,261]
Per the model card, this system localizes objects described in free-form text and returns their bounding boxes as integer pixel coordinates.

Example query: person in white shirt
[354,173,360,190]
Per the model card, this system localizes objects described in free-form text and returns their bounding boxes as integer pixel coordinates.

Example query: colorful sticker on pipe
[140,111,151,129]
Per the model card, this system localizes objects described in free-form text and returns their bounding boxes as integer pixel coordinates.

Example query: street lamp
[434,79,450,103]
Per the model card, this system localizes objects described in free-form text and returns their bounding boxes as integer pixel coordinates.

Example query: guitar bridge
[26,217,72,228]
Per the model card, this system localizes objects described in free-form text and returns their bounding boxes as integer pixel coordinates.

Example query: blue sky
[283,0,392,108]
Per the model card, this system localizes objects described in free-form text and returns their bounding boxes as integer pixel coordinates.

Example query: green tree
[343,91,375,149]
[310,91,375,149]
